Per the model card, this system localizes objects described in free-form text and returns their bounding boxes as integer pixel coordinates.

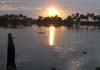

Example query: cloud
[0,5,18,11]
[0,5,44,12]
[0,5,35,11]
[36,8,42,10]
[19,7,34,11]
[1,1,6,4]
[0,0,19,4]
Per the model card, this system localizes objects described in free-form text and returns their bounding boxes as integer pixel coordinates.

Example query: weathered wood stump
[7,33,16,70]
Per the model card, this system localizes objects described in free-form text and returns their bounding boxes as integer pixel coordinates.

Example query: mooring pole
[7,33,16,70]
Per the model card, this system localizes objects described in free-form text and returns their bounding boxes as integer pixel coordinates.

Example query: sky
[0,0,100,18]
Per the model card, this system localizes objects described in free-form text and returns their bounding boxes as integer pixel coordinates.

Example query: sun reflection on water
[49,25,56,46]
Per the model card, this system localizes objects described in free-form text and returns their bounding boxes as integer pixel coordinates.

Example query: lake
[0,25,100,70]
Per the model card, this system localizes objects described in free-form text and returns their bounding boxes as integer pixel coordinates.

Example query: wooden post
[7,33,16,70]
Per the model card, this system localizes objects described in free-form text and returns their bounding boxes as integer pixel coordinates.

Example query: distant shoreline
[0,13,100,29]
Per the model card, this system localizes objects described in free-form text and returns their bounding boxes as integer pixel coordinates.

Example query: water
[0,25,100,70]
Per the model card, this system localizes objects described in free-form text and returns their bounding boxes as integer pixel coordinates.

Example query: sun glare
[48,7,58,17]
[42,6,69,19]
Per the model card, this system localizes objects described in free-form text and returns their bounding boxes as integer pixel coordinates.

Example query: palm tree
[85,13,90,29]
[63,15,74,27]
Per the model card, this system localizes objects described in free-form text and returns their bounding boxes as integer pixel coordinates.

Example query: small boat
[38,32,45,34]
[51,67,56,70]
[82,51,87,55]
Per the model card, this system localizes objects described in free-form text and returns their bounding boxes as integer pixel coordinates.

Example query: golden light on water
[49,25,56,46]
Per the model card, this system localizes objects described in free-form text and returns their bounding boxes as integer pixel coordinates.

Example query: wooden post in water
[7,33,16,70]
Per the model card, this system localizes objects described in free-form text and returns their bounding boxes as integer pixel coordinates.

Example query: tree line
[0,14,33,28]
[0,13,100,29]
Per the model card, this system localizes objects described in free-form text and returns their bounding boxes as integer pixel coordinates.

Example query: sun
[43,6,67,18]
[47,7,58,17]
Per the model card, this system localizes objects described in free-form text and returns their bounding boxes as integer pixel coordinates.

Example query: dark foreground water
[0,26,100,70]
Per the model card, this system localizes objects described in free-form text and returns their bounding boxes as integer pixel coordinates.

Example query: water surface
[0,26,100,70]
